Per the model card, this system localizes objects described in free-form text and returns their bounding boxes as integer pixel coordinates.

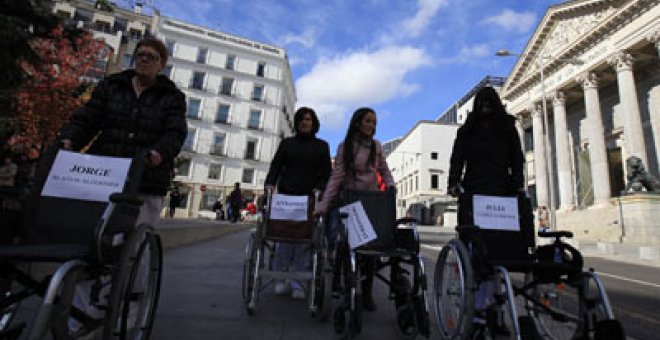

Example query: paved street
[153,224,660,339]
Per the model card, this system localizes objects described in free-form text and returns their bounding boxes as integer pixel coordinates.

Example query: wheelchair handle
[538,230,573,239]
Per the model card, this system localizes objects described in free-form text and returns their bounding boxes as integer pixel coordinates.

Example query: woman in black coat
[447,86,525,211]
[264,107,331,299]
[446,86,525,334]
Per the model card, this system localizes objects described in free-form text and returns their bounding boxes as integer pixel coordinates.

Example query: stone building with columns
[501,0,659,245]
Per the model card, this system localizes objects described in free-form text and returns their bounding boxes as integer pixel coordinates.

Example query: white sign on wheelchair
[269,193,308,221]
[473,195,520,231]
[41,150,131,202]
[340,201,377,249]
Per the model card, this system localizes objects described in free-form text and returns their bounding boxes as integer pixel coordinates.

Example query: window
[242,168,255,184]
[95,21,111,33]
[215,104,230,124]
[251,85,264,101]
[187,98,201,119]
[128,29,142,40]
[208,164,222,180]
[199,189,221,210]
[197,47,208,64]
[415,176,419,191]
[219,77,233,95]
[176,158,191,176]
[245,139,257,160]
[248,110,261,130]
[183,128,196,152]
[210,134,225,155]
[174,185,190,208]
[431,174,439,189]
[431,152,438,160]
[225,54,236,70]
[121,53,132,68]
[166,40,176,56]
[256,62,265,77]
[190,71,205,90]
[524,127,534,152]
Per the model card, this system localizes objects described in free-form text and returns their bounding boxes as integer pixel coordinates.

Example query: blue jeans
[273,242,309,290]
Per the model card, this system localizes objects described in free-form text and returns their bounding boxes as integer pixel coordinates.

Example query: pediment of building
[504,0,634,98]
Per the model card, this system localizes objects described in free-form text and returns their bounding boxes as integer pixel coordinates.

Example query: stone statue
[624,156,660,193]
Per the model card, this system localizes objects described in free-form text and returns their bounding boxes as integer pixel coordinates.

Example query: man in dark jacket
[228,182,242,223]
[60,38,187,227]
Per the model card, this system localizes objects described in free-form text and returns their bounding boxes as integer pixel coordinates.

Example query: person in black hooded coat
[447,86,525,213]
[264,107,331,299]
[446,86,525,335]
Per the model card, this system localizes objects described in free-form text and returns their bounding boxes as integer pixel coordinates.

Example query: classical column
[647,31,660,172]
[648,30,660,58]
[552,91,575,210]
[515,115,525,153]
[532,105,548,207]
[609,51,648,168]
[578,72,611,205]
[515,116,528,190]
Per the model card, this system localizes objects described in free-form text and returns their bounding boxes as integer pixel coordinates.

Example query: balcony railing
[214,118,230,125]
[209,146,225,156]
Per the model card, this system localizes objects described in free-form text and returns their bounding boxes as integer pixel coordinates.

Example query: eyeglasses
[135,51,160,62]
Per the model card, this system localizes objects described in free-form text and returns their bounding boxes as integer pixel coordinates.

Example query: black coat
[60,70,187,196]
[448,115,524,195]
[265,135,332,195]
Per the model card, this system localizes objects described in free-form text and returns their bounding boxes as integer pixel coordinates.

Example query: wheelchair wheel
[528,281,580,339]
[241,231,258,315]
[310,241,332,321]
[395,303,419,339]
[50,265,95,340]
[103,224,163,340]
[433,239,475,340]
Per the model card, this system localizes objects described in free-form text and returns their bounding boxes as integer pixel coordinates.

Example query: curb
[157,221,253,249]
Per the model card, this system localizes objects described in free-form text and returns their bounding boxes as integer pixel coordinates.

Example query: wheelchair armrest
[396,217,417,225]
[109,193,143,206]
[538,230,573,239]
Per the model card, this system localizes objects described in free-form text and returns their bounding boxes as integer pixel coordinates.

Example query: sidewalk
[156,217,253,249]
[416,225,660,267]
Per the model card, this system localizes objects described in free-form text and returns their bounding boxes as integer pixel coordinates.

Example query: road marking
[421,244,442,252]
[596,271,660,289]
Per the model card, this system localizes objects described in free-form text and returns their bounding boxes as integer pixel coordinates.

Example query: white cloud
[402,0,448,37]
[296,46,430,129]
[458,44,490,59]
[481,9,536,33]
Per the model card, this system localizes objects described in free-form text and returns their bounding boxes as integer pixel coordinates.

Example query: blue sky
[152,0,564,151]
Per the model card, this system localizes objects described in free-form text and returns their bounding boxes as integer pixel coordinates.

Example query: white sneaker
[291,289,305,300]
[274,281,289,295]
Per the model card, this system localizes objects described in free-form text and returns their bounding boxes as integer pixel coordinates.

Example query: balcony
[244,154,257,161]
[209,146,225,156]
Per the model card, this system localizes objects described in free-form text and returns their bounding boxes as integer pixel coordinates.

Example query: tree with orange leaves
[7,26,105,159]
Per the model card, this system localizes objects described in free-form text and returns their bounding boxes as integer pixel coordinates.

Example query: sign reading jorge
[42,150,132,202]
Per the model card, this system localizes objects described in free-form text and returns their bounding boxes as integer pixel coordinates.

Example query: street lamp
[496,49,583,230]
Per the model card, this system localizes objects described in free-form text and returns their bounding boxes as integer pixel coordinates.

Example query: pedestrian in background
[315,107,394,312]
[169,188,181,218]
[264,107,331,299]
[538,206,549,231]
[229,182,242,223]
[213,199,224,220]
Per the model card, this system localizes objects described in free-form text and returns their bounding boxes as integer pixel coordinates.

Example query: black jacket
[448,115,524,195]
[265,135,332,195]
[60,70,187,196]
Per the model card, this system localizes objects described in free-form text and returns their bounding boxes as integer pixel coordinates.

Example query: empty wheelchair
[0,147,163,339]
[242,190,330,318]
[331,188,429,339]
[433,192,625,340]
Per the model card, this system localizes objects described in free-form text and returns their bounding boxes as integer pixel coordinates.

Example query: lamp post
[496,49,583,230]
